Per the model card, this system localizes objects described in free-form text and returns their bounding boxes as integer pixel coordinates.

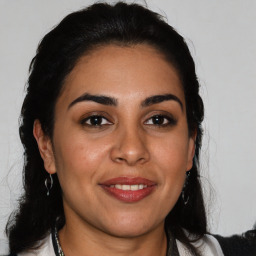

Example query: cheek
[53,134,111,181]
[152,135,190,171]
[150,132,189,195]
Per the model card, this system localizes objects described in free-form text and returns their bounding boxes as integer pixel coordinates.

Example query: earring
[182,171,190,205]
[45,174,53,196]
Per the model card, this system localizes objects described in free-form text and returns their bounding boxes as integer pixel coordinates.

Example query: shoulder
[176,234,224,256]
[213,229,256,256]
[12,233,55,256]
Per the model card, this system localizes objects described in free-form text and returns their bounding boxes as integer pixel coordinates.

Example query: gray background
[0,0,255,253]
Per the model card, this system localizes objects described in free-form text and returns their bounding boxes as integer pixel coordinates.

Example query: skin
[34,44,195,256]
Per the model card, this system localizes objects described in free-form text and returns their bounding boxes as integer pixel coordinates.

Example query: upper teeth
[110,184,147,190]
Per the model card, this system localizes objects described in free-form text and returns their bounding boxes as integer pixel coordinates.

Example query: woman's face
[36,44,195,237]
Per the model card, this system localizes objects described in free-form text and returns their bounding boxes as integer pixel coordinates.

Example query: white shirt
[177,234,224,256]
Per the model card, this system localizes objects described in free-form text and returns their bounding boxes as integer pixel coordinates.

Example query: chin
[105,225,151,238]
[101,215,161,238]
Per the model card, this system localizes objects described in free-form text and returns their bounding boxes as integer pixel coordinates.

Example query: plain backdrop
[0,0,255,253]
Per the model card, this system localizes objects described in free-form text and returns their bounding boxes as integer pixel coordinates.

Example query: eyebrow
[68,93,117,109]
[141,94,183,110]
[68,93,183,111]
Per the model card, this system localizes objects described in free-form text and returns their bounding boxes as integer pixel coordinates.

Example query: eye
[144,114,177,127]
[80,115,112,127]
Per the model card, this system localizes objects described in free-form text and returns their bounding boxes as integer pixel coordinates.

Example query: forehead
[58,44,185,107]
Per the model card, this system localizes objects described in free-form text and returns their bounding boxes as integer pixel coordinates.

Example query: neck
[58,217,167,256]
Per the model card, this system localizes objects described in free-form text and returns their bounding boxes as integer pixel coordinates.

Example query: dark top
[213,229,256,256]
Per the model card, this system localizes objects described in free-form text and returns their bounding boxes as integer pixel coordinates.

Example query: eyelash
[80,114,177,128]
[144,114,177,127]
[80,115,112,127]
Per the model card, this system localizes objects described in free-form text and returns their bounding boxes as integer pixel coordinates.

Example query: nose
[110,126,150,166]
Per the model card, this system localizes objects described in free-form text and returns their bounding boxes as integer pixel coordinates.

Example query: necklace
[53,227,65,256]
[52,227,179,256]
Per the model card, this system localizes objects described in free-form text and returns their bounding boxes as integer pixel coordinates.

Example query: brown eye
[81,115,112,127]
[151,115,165,125]
[144,115,177,127]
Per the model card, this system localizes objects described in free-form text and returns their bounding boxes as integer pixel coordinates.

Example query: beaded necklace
[53,227,65,256]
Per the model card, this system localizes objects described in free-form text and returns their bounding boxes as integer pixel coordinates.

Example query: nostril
[116,157,125,162]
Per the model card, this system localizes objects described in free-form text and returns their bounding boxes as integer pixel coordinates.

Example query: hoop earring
[45,174,53,196]
[182,171,190,205]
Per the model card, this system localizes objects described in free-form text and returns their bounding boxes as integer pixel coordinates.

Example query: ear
[33,119,56,174]
[186,132,197,171]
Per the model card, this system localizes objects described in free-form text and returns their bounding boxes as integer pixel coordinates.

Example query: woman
[6,2,224,255]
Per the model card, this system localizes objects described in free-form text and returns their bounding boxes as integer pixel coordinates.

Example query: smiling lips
[100,177,156,203]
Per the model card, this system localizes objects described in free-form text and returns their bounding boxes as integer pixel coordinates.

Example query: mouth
[99,177,157,203]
